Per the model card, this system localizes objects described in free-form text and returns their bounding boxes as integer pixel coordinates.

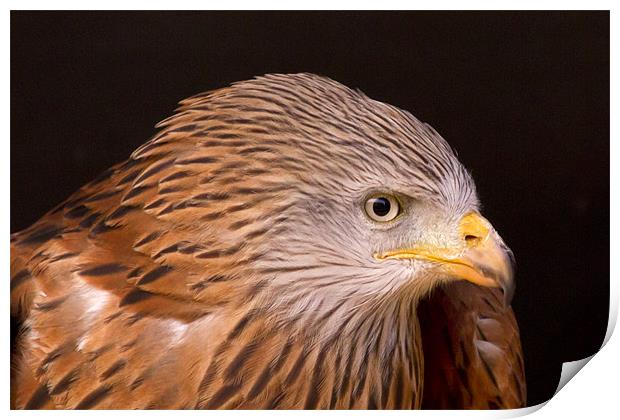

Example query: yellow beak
[374,212,515,305]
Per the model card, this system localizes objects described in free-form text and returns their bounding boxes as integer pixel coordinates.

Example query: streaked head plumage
[129,73,507,327]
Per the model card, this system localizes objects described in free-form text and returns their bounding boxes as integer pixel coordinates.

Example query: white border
[3,3,616,419]
[1,1,617,10]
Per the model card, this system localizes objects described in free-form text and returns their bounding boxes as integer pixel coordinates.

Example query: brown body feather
[418,282,526,408]
[11,73,525,409]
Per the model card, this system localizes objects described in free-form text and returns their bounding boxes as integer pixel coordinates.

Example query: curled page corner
[502,401,547,417]
[548,293,616,402]
[500,356,597,417]
[506,291,617,416]
[554,355,594,395]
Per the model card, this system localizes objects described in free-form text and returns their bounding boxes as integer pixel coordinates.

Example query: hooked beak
[374,212,515,306]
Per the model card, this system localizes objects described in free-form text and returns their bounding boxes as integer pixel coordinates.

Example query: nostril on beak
[459,212,491,248]
[464,234,481,247]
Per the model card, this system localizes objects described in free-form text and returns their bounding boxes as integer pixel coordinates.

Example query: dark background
[10,11,609,406]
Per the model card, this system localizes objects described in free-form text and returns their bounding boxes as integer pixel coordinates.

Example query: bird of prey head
[11,73,524,409]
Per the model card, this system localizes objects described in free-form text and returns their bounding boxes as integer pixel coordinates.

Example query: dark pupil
[372,197,391,217]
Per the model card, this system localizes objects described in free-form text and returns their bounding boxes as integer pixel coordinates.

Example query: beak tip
[502,281,515,307]
[499,264,515,307]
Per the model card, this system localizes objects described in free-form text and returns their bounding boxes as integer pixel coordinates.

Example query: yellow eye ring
[364,195,400,222]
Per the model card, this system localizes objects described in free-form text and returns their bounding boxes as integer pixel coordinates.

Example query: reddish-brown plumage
[418,282,526,408]
[11,73,525,409]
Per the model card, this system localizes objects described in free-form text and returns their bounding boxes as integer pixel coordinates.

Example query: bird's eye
[364,195,401,222]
